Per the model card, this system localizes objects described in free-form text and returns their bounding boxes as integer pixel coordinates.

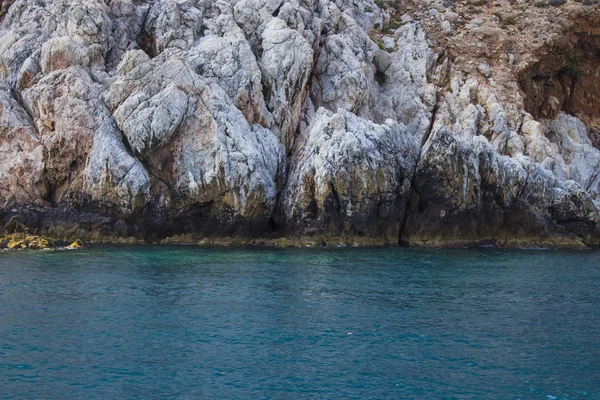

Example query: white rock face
[259,17,313,150]
[312,32,372,117]
[0,84,45,207]
[144,0,203,55]
[108,52,193,155]
[0,0,598,244]
[281,108,419,240]
[84,117,150,210]
[106,50,285,226]
[311,4,374,118]
[20,66,149,209]
[187,28,272,125]
[373,23,438,141]
[541,113,600,208]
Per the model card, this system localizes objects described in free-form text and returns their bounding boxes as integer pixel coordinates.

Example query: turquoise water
[1,246,599,399]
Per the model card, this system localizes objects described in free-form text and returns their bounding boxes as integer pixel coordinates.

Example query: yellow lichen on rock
[27,236,49,250]
[5,234,50,250]
[7,239,25,249]
[66,240,84,249]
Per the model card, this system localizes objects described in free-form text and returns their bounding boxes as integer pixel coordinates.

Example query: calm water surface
[1,246,599,399]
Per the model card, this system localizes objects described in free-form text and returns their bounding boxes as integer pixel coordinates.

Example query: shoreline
[1,232,595,251]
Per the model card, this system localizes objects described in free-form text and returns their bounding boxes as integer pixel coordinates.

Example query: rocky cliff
[0,0,599,247]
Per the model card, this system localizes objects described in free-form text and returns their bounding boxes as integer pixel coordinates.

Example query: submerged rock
[0,0,598,247]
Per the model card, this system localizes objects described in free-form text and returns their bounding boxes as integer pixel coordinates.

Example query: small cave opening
[518,31,600,148]
[374,69,387,86]
[136,30,157,59]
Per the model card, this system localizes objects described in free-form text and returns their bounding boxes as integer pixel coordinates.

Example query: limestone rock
[187,30,272,125]
[370,23,437,142]
[0,0,597,246]
[259,17,313,150]
[21,66,149,209]
[143,0,203,55]
[40,37,89,74]
[107,50,286,234]
[402,123,599,246]
[310,5,374,118]
[280,108,419,241]
[0,84,45,207]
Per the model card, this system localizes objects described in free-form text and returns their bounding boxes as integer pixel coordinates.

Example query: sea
[1,246,599,399]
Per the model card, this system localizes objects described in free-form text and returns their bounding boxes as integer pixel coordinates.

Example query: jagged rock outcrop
[280,108,419,242]
[105,49,286,236]
[0,0,599,247]
[0,84,45,206]
[21,66,149,208]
